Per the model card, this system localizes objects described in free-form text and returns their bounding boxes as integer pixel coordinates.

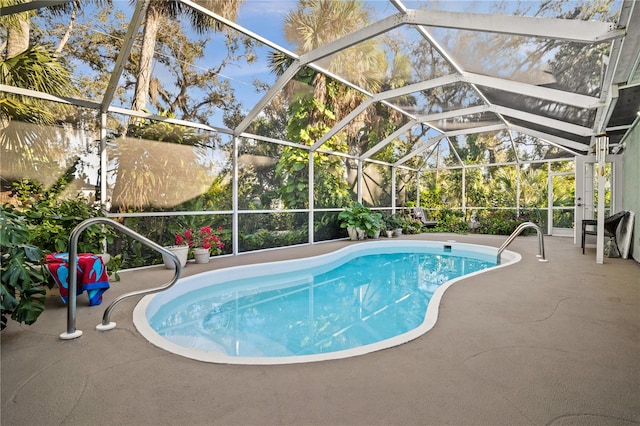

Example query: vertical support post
[100,112,108,211]
[595,135,608,264]
[391,166,397,215]
[416,170,421,207]
[547,162,553,235]
[232,135,239,255]
[462,167,466,217]
[515,163,521,218]
[99,112,109,255]
[308,151,314,244]
[356,158,363,203]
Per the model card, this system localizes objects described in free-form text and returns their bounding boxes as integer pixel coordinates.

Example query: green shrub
[425,209,467,234]
[399,216,423,234]
[478,210,528,235]
[239,228,307,251]
[0,207,48,329]
[314,211,343,241]
[8,178,123,277]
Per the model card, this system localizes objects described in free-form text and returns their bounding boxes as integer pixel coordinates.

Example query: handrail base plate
[60,330,83,340]
[96,322,117,331]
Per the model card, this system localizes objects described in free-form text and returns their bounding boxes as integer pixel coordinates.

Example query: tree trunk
[6,15,30,58]
[132,6,162,113]
[55,2,78,54]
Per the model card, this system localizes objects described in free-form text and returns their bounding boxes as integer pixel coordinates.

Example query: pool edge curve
[133,241,521,365]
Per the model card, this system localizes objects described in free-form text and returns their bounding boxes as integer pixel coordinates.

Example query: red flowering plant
[175,226,225,255]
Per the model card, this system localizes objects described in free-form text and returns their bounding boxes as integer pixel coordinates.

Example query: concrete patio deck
[2,234,639,426]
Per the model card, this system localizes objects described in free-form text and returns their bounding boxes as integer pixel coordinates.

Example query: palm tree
[0,45,76,122]
[278,0,382,121]
[1,0,33,58]
[270,0,413,209]
[0,45,79,186]
[131,0,243,113]
[519,167,547,208]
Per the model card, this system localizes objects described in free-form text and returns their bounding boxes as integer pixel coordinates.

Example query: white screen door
[574,155,623,245]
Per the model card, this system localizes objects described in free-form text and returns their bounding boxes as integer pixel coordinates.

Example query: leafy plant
[338,203,382,237]
[0,207,49,330]
[398,216,422,234]
[382,214,402,230]
[364,212,383,237]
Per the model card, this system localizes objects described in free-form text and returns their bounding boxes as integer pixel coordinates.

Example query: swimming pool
[134,241,520,364]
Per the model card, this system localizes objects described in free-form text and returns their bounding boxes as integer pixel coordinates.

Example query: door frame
[574,154,623,245]
[547,170,575,236]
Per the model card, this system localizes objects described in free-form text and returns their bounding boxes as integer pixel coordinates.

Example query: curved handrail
[497,221,547,264]
[60,217,182,340]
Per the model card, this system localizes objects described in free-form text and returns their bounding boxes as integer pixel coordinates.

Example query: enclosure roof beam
[592,0,640,138]
[464,72,603,109]
[446,124,507,137]
[393,0,513,160]
[394,135,442,167]
[399,123,585,169]
[405,9,624,43]
[311,100,374,151]
[424,141,442,170]
[298,13,405,65]
[239,132,310,151]
[416,105,492,123]
[233,12,407,139]
[360,121,418,160]
[445,136,466,168]
[391,1,465,73]
[182,0,296,57]
[509,125,588,154]
[0,1,70,16]
[101,0,149,113]
[312,75,459,151]
[186,0,380,121]
[234,61,301,135]
[0,84,100,109]
[109,106,231,134]
[391,3,516,143]
[611,1,640,85]
[373,74,462,102]
[394,123,508,167]
[507,130,520,164]
[492,105,594,137]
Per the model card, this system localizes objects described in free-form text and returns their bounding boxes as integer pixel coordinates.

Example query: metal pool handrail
[59,217,182,340]
[497,221,548,264]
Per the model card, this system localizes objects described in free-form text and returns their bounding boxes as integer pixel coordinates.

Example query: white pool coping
[133,240,521,365]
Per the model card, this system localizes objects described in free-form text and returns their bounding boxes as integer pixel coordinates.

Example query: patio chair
[412,207,438,228]
[581,210,628,254]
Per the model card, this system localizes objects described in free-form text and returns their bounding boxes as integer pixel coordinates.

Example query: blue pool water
[135,241,516,364]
